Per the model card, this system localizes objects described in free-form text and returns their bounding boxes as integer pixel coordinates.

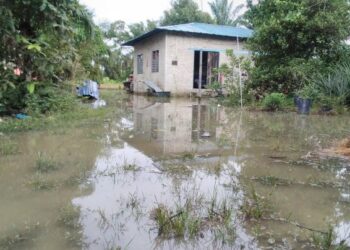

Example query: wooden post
[197,98,201,141]
[198,50,203,98]
[236,37,243,108]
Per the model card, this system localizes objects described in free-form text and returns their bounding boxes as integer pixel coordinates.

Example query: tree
[99,20,158,80]
[0,0,106,112]
[208,0,244,25]
[245,0,350,95]
[161,0,213,26]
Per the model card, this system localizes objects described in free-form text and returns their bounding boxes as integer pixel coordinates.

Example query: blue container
[294,96,300,106]
[297,98,312,114]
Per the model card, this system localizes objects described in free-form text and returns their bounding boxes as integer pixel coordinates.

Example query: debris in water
[201,132,211,138]
[76,79,99,100]
[91,99,106,109]
[15,113,30,120]
[323,138,350,158]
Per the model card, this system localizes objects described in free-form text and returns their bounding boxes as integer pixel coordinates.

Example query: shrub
[262,93,286,111]
[25,86,77,115]
[295,83,320,100]
[309,63,350,106]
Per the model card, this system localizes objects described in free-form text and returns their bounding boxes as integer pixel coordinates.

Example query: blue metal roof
[123,23,253,46]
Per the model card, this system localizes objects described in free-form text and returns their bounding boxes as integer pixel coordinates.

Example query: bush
[262,93,286,111]
[295,83,320,100]
[25,86,77,115]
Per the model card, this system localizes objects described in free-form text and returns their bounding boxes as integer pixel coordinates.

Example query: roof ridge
[123,22,253,46]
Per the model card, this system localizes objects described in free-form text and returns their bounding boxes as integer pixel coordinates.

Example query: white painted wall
[133,33,166,93]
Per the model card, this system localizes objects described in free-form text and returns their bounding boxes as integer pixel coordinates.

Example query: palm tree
[208,0,244,25]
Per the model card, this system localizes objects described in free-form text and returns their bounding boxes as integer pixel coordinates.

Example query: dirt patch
[323,138,350,158]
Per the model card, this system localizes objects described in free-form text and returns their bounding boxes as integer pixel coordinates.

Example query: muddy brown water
[1,92,350,250]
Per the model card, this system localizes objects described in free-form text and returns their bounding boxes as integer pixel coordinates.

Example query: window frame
[151,50,159,73]
[137,54,143,74]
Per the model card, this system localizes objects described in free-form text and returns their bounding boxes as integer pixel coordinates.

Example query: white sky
[79,0,245,24]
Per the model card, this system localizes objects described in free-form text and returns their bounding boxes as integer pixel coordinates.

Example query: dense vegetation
[245,0,350,100]
[0,0,223,115]
[2,0,350,116]
[0,0,107,114]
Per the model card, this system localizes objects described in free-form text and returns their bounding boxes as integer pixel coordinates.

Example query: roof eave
[122,28,252,47]
[122,29,161,46]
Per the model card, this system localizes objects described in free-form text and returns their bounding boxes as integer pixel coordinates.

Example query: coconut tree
[208,0,244,25]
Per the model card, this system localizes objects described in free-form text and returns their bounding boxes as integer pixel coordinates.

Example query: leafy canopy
[208,0,244,25]
[161,0,213,25]
[245,0,350,95]
[0,0,107,113]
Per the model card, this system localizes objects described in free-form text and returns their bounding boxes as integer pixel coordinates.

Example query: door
[193,51,219,89]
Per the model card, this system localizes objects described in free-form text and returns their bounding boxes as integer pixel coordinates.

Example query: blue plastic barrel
[297,98,312,115]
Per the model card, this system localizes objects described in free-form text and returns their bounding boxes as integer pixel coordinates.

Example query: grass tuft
[35,152,61,173]
[241,185,271,220]
[28,174,55,191]
[0,139,19,156]
[58,204,81,229]
[312,226,348,250]
[151,193,235,240]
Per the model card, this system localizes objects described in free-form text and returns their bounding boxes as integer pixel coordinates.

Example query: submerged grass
[241,185,272,220]
[57,204,81,229]
[57,203,84,247]
[312,227,348,250]
[0,139,19,156]
[151,204,200,238]
[28,174,55,191]
[0,223,40,250]
[151,193,235,241]
[122,163,141,172]
[157,164,193,176]
[35,152,61,173]
[181,151,196,160]
[250,175,343,189]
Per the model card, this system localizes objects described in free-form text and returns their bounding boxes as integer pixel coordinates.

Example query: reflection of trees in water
[106,96,350,249]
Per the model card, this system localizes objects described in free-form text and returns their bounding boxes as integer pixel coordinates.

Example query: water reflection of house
[126,95,228,157]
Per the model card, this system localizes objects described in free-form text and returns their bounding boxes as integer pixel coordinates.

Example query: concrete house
[123,23,253,96]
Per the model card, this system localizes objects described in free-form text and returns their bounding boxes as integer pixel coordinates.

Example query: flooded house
[123,23,253,96]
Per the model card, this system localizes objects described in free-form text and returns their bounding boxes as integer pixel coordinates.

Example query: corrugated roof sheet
[123,23,253,46]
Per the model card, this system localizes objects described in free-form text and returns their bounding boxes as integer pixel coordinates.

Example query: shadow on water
[1,92,350,249]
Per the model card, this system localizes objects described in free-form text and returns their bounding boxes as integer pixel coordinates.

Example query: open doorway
[193,51,219,89]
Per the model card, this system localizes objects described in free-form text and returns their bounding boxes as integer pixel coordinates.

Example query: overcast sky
[79,0,246,24]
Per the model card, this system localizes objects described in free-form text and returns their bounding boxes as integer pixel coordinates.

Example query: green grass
[0,223,40,250]
[57,203,84,247]
[312,227,348,250]
[0,106,108,133]
[182,151,195,160]
[57,204,81,229]
[0,139,19,156]
[35,152,61,173]
[0,90,127,133]
[241,185,272,220]
[151,193,235,240]
[122,163,141,172]
[28,174,55,191]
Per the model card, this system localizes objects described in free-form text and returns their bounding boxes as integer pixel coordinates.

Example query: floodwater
[1,91,350,250]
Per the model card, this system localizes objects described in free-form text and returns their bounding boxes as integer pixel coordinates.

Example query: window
[137,54,143,74]
[152,50,159,73]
